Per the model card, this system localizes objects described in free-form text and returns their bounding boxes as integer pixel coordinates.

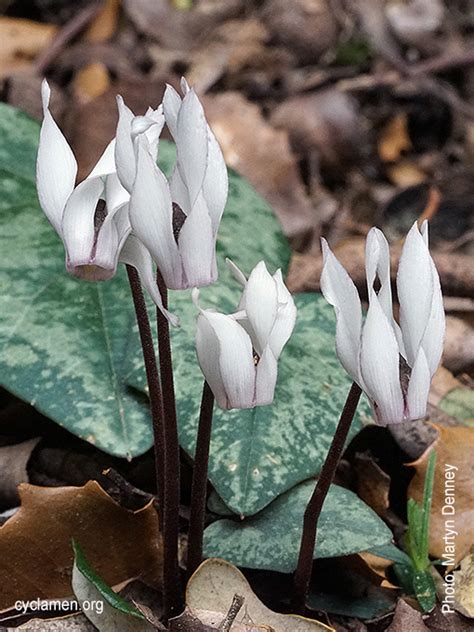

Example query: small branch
[102,467,155,504]
[292,382,362,613]
[126,266,164,521]
[218,594,245,632]
[187,381,215,579]
[156,270,183,621]
[33,2,103,75]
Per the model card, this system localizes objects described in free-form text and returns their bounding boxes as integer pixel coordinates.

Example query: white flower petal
[87,138,116,179]
[320,238,362,383]
[180,76,191,94]
[176,89,208,208]
[202,127,228,234]
[163,84,181,140]
[226,258,248,287]
[241,261,278,357]
[144,105,164,161]
[129,138,182,288]
[255,345,278,406]
[119,235,179,327]
[170,166,190,213]
[114,95,136,193]
[406,347,431,421]
[397,221,434,367]
[360,291,404,425]
[177,192,215,288]
[36,79,77,235]
[195,312,229,410]
[269,269,297,359]
[197,311,255,410]
[61,176,104,272]
[105,173,129,212]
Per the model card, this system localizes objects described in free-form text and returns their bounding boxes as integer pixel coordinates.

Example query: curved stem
[187,381,215,579]
[292,382,362,613]
[126,266,164,521]
[156,270,183,621]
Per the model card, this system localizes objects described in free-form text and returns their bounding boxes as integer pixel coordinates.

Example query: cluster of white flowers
[37,78,444,421]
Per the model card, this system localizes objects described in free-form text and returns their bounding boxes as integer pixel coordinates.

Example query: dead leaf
[386,598,430,631]
[386,162,427,187]
[0,481,161,611]
[453,550,474,618]
[186,558,333,631]
[84,0,120,43]
[170,605,275,631]
[0,17,57,79]
[260,0,338,63]
[185,19,269,93]
[202,92,315,247]
[354,454,390,518]
[407,425,474,565]
[0,438,40,506]
[270,90,361,171]
[379,114,412,163]
[73,62,111,104]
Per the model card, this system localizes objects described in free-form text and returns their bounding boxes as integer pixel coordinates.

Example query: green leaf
[0,103,289,459]
[420,450,436,564]
[307,590,394,620]
[413,569,437,613]
[202,480,393,572]
[127,291,370,516]
[72,540,154,631]
[367,543,412,566]
[439,387,474,424]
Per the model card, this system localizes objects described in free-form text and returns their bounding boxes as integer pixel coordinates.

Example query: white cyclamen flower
[193,261,297,410]
[36,80,177,325]
[321,221,445,425]
[127,78,228,290]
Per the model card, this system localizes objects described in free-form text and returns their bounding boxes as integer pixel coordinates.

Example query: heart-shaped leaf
[203,481,393,572]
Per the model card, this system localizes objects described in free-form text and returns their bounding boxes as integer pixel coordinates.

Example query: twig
[126,266,165,521]
[33,2,103,75]
[156,270,183,621]
[102,467,155,504]
[218,594,245,632]
[292,382,362,613]
[187,381,215,579]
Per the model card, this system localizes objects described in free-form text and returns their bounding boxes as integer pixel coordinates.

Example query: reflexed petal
[177,192,215,288]
[180,76,190,94]
[195,311,228,410]
[36,79,77,234]
[115,95,136,193]
[170,166,190,214]
[119,235,179,327]
[397,221,434,367]
[176,89,208,208]
[144,105,164,160]
[320,238,362,382]
[239,262,278,357]
[129,138,182,288]
[62,176,104,270]
[255,345,278,406]
[360,291,404,425]
[92,211,119,277]
[198,310,255,410]
[406,347,431,421]
[88,138,116,179]
[163,84,181,140]
[202,127,228,234]
[269,269,297,359]
[420,223,445,376]
[105,173,129,212]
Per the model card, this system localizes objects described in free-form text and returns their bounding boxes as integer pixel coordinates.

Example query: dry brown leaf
[430,366,463,408]
[202,92,315,247]
[0,17,57,79]
[386,598,430,631]
[453,550,474,618]
[386,161,427,187]
[354,454,390,518]
[170,605,275,631]
[0,438,39,506]
[73,62,111,104]
[0,481,161,611]
[379,114,412,162]
[407,425,474,565]
[84,0,120,43]
[187,558,333,631]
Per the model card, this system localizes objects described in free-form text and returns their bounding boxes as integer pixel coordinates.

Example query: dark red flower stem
[155,270,183,620]
[292,381,362,614]
[126,265,164,521]
[187,380,215,579]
